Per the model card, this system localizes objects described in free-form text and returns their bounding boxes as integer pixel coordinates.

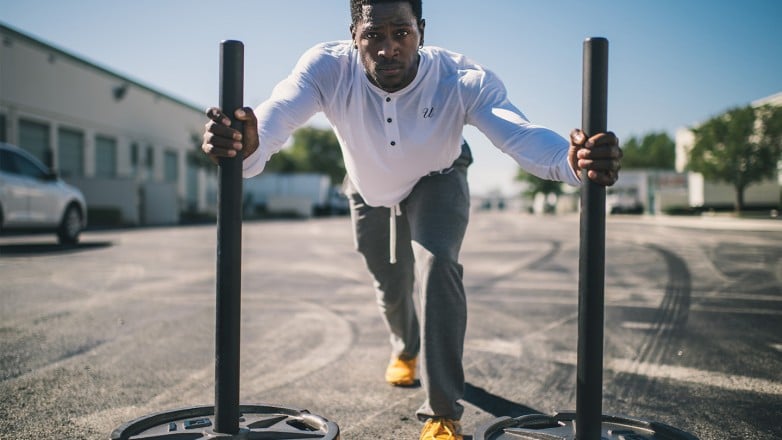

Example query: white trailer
[243,173,332,218]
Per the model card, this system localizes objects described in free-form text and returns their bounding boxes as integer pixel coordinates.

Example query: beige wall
[0,24,216,223]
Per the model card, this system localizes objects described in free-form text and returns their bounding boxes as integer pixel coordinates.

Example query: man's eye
[365,32,379,39]
[396,30,410,37]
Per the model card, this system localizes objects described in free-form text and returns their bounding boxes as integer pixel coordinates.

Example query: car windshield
[0,148,50,180]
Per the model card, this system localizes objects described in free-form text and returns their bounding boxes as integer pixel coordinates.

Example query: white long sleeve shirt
[243,40,580,207]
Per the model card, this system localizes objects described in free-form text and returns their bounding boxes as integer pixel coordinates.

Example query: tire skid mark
[463,236,577,404]
[467,239,569,296]
[70,295,355,432]
[613,244,692,401]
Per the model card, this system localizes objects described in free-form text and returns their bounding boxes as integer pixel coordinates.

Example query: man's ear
[350,24,356,46]
[418,19,426,47]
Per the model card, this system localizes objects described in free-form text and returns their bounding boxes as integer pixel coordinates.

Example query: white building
[675,91,781,210]
[0,23,216,225]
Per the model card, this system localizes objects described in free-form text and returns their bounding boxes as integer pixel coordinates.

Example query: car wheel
[58,204,82,245]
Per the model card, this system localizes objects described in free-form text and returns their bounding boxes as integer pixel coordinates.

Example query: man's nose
[378,39,398,58]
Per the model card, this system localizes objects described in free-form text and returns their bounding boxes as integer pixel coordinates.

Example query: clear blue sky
[3,0,781,195]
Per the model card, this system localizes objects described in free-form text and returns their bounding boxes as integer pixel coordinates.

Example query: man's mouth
[376,64,403,74]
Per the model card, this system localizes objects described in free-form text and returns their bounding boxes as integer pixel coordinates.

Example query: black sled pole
[109,40,340,440]
[576,36,609,440]
[214,39,244,435]
[473,37,699,440]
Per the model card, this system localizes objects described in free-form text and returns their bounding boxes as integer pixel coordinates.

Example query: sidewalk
[607,213,782,231]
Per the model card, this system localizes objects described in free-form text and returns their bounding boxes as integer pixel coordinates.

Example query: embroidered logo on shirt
[422,107,435,119]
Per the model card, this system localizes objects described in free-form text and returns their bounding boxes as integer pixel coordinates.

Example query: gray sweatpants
[346,143,472,421]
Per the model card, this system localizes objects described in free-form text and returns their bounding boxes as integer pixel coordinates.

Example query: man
[202,1,622,438]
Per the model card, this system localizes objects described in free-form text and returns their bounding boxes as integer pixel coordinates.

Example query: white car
[0,142,87,244]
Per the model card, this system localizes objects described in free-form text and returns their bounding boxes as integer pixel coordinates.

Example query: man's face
[351,2,425,93]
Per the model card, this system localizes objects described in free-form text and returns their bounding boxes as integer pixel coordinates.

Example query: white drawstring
[387,166,453,264]
[389,204,402,264]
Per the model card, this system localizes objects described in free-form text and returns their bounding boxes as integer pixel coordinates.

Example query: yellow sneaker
[384,356,416,386]
[420,418,462,440]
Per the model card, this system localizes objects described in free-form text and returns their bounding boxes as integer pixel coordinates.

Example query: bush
[87,207,124,226]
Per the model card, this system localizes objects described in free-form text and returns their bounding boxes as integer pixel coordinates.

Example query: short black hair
[350,0,423,25]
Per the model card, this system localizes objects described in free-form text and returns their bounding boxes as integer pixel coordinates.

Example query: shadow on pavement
[0,241,113,257]
[464,383,543,418]
[396,379,422,389]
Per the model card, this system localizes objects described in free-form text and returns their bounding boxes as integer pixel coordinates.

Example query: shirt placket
[382,95,401,148]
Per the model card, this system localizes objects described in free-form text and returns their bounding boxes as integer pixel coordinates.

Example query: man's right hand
[202,107,259,163]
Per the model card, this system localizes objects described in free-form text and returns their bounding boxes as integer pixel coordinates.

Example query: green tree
[266,127,346,184]
[515,170,563,202]
[189,127,346,184]
[620,132,675,169]
[689,104,782,212]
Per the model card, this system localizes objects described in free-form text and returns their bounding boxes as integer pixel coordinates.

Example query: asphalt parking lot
[1,212,781,439]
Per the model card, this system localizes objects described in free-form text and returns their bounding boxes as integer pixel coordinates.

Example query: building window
[19,119,50,165]
[164,150,178,183]
[186,163,199,212]
[130,142,139,175]
[146,145,155,172]
[0,114,6,142]
[95,135,117,178]
[58,127,85,178]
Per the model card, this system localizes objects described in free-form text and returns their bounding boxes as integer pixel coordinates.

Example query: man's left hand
[569,129,622,186]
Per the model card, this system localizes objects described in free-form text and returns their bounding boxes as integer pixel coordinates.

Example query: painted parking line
[467,341,781,396]
[690,305,782,316]
[549,351,782,396]
[619,321,679,331]
[471,295,782,316]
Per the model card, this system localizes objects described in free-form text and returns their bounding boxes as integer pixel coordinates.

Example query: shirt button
[390,141,396,146]
[387,118,392,123]
[386,97,391,102]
